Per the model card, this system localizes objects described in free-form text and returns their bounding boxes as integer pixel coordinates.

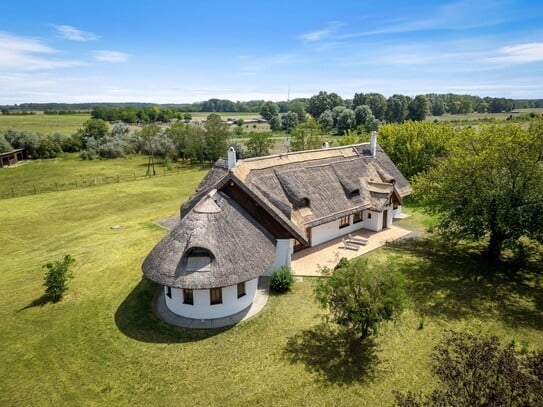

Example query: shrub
[270,266,294,293]
[0,134,13,153]
[43,255,75,301]
[34,137,62,159]
[97,141,126,158]
[79,150,95,160]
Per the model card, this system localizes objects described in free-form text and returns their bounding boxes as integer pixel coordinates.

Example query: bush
[97,141,126,158]
[79,150,95,160]
[43,255,75,301]
[270,266,294,293]
[34,137,62,159]
[0,134,13,153]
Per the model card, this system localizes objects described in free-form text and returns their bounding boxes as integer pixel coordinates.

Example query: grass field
[0,153,204,199]
[1,158,541,406]
[0,114,90,135]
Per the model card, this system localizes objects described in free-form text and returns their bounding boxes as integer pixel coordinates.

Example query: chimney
[227,146,237,170]
[370,131,377,158]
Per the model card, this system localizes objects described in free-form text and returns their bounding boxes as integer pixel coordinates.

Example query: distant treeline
[3,94,541,114]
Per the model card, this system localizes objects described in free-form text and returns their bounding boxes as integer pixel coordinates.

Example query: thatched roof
[143,190,275,289]
[181,158,229,217]
[231,143,412,229]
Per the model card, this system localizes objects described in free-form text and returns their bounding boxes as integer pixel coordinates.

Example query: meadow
[0,153,201,199]
[1,157,541,406]
[0,113,90,135]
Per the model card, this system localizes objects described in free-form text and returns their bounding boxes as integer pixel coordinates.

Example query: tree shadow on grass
[114,277,229,344]
[385,237,543,331]
[19,294,58,310]
[284,323,379,385]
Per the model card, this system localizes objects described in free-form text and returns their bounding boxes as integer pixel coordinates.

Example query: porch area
[291,225,412,277]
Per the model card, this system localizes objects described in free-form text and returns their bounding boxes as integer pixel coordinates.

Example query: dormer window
[294,197,310,210]
[348,189,360,199]
[185,248,213,272]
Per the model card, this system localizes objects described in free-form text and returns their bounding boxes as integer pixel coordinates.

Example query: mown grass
[0,114,90,135]
[1,161,542,406]
[0,153,206,199]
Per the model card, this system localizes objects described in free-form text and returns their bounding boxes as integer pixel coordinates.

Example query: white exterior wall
[263,239,291,276]
[393,205,402,218]
[311,212,369,247]
[365,210,382,231]
[164,277,258,319]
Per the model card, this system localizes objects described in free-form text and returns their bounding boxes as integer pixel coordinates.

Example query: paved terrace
[291,225,412,277]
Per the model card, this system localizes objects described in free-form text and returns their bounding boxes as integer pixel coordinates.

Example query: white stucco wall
[263,238,291,275]
[311,212,369,246]
[365,210,382,231]
[164,277,258,319]
[393,205,402,218]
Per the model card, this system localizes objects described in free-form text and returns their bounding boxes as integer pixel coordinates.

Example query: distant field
[428,108,543,122]
[0,114,90,135]
[0,153,205,199]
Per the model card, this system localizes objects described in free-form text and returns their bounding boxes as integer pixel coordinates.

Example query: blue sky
[1,0,542,103]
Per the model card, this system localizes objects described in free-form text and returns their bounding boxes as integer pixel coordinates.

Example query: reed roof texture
[143,190,275,289]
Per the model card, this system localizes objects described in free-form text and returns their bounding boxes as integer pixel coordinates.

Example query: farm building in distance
[142,134,412,324]
[0,148,27,168]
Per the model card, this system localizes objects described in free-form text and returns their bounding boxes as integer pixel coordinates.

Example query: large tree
[386,94,411,123]
[245,132,274,157]
[353,92,387,121]
[260,101,279,121]
[378,121,452,178]
[407,95,430,121]
[204,113,229,162]
[315,258,406,340]
[307,91,344,119]
[417,121,543,258]
[290,118,324,151]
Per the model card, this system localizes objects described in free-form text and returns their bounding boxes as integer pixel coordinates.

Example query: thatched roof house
[143,137,412,322]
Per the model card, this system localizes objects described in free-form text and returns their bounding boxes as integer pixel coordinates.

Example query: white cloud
[53,25,98,41]
[485,43,543,63]
[93,50,130,63]
[0,32,83,71]
[299,21,342,42]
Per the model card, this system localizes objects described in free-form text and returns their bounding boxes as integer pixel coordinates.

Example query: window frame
[210,287,223,305]
[339,215,350,229]
[353,211,363,224]
[183,288,194,305]
[165,286,172,299]
[237,282,246,298]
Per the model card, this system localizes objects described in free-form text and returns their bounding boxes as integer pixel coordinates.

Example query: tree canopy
[416,121,543,258]
[314,258,406,340]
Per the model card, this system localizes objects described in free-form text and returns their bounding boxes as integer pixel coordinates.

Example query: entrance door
[382,210,388,229]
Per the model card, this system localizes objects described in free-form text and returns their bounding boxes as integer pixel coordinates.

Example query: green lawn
[0,114,90,135]
[0,153,205,199]
[0,161,541,406]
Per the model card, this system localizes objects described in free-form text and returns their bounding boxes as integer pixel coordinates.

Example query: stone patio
[291,225,412,276]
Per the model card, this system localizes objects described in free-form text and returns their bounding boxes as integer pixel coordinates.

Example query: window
[210,288,222,305]
[353,211,363,224]
[183,288,193,305]
[367,213,372,219]
[237,282,246,298]
[339,215,350,229]
[348,189,360,199]
[186,248,212,272]
[165,286,172,299]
